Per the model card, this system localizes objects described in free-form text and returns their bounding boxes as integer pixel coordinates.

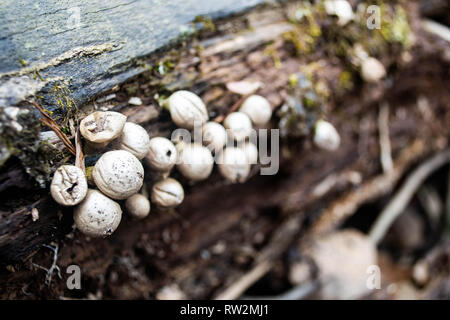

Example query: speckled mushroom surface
[74,189,122,237]
[80,111,126,144]
[92,150,144,200]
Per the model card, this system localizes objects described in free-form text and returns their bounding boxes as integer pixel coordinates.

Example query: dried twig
[215,213,304,300]
[215,260,273,300]
[369,148,450,245]
[75,128,85,172]
[422,19,450,43]
[213,94,250,123]
[311,139,426,235]
[378,102,393,173]
[29,101,76,155]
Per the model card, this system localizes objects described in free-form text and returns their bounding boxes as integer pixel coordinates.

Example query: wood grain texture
[0,0,265,106]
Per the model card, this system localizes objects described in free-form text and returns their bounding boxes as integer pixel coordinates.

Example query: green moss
[49,81,79,127]
[193,15,216,32]
[379,4,414,48]
[264,44,282,69]
[18,58,28,66]
[125,83,139,95]
[338,71,354,92]
[283,3,323,55]
[0,107,67,187]
[277,72,325,138]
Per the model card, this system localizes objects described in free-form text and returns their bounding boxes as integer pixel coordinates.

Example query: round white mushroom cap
[324,0,354,26]
[151,178,184,208]
[116,122,150,160]
[240,141,258,164]
[125,194,151,219]
[80,111,126,144]
[93,150,144,200]
[223,112,253,142]
[177,143,214,181]
[50,165,88,206]
[167,90,208,129]
[239,95,272,126]
[218,147,251,183]
[302,229,377,299]
[361,57,386,83]
[314,120,341,151]
[74,189,122,237]
[202,121,227,152]
[146,137,178,172]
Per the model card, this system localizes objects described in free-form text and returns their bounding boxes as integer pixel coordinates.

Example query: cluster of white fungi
[50,89,341,238]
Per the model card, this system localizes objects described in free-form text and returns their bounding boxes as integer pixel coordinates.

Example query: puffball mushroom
[313,120,341,151]
[239,141,258,164]
[125,194,151,219]
[300,229,377,299]
[92,150,144,200]
[151,178,184,208]
[115,122,150,160]
[80,111,126,147]
[166,90,208,129]
[50,165,88,206]
[146,137,178,172]
[202,121,227,152]
[74,189,122,237]
[324,0,354,26]
[361,57,386,83]
[239,95,272,126]
[218,147,250,183]
[223,112,253,142]
[177,143,214,181]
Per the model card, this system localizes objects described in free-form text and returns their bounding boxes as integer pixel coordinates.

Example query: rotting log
[0,0,266,106]
[0,0,450,299]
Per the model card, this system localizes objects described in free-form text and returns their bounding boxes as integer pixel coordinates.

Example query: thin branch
[215,213,304,300]
[378,102,393,173]
[422,19,450,43]
[215,261,273,300]
[29,101,76,155]
[369,148,450,245]
[75,128,85,172]
[213,94,250,123]
[311,139,426,235]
